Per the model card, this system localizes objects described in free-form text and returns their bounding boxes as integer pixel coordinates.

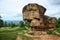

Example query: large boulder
[22,3,56,30]
[22,3,46,20]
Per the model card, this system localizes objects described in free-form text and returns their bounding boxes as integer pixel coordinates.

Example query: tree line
[0,16,60,29]
[0,16,30,30]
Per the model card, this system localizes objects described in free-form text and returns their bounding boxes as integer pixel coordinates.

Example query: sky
[0,0,60,21]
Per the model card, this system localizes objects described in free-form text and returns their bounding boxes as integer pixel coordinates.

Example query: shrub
[47,30,53,34]
[54,28,60,33]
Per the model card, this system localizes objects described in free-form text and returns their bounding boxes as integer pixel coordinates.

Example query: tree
[19,21,25,28]
[0,16,1,18]
[4,21,8,27]
[55,18,60,32]
[19,20,30,30]
[7,22,17,27]
[11,22,17,27]
[56,18,60,28]
[0,16,4,27]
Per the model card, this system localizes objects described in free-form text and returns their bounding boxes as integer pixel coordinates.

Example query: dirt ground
[16,35,22,40]
[16,31,60,40]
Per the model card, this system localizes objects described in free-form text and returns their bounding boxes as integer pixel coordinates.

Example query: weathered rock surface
[17,31,60,40]
[22,3,56,30]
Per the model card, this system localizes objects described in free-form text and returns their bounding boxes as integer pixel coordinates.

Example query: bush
[24,21,30,30]
[47,30,53,34]
[54,28,60,33]
[19,21,30,30]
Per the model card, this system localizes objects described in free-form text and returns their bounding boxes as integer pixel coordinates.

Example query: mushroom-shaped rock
[22,3,46,20]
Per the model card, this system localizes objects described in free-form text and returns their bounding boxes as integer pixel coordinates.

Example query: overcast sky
[0,0,60,21]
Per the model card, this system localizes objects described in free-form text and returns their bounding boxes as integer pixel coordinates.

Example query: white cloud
[0,13,23,20]
[0,0,60,20]
[17,0,60,18]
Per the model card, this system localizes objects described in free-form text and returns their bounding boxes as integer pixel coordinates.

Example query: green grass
[19,34,33,40]
[0,27,33,40]
[0,32,17,40]
[22,36,33,40]
[0,27,20,32]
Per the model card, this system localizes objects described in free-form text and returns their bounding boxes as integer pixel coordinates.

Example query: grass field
[0,27,60,40]
[0,27,33,40]
[0,32,17,40]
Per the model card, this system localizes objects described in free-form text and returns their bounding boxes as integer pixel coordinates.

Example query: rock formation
[22,3,56,31]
